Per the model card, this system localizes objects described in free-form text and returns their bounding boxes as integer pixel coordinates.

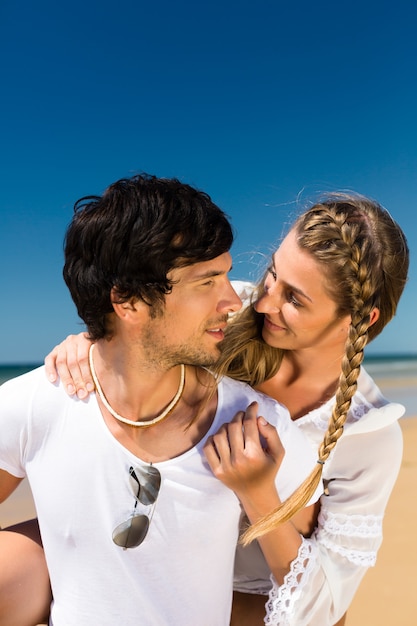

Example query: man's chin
[179,350,220,369]
[217,338,226,353]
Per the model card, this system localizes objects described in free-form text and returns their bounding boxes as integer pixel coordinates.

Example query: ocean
[0,355,416,416]
[0,364,43,384]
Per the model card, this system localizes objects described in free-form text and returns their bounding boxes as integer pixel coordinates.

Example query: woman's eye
[288,293,301,307]
[267,266,277,280]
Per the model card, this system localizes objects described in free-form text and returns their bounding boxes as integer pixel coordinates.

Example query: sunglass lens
[112,515,150,548]
[129,465,161,505]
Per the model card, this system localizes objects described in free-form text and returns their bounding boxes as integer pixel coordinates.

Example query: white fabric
[263,368,404,625]
[0,367,320,626]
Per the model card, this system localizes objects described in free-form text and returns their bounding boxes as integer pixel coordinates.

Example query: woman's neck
[256,349,343,420]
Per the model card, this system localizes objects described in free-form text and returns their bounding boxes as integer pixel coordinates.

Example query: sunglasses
[112,464,161,549]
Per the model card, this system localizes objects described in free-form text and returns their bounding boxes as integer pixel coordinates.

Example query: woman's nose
[255,288,281,314]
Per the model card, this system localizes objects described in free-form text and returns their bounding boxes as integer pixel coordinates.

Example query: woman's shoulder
[297,367,405,435]
[346,367,405,433]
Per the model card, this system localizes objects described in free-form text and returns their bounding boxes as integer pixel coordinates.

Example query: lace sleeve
[265,537,318,626]
[265,509,382,626]
[317,507,382,567]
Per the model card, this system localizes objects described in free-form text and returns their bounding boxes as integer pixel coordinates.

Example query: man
[0,174,320,625]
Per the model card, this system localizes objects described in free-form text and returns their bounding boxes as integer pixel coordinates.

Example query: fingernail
[86,383,95,392]
[77,388,88,400]
[48,374,56,382]
[67,384,75,395]
[258,417,267,426]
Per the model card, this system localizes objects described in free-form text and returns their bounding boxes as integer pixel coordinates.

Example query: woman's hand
[44,333,94,399]
[204,402,285,508]
[205,402,312,586]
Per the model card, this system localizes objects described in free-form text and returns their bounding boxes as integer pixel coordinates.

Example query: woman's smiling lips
[263,316,286,332]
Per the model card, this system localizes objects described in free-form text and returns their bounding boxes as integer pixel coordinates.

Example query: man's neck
[91,340,187,425]
[91,342,218,461]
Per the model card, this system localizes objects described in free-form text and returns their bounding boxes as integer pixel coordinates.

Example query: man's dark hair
[63,173,234,339]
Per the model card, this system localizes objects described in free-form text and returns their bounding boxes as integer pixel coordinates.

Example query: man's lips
[206,324,228,341]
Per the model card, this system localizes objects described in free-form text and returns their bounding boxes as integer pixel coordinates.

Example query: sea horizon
[1,353,416,416]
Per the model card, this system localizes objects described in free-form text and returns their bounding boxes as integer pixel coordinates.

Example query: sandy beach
[1,377,416,625]
[346,414,417,626]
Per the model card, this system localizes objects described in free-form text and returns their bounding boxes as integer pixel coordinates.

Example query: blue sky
[1,0,416,363]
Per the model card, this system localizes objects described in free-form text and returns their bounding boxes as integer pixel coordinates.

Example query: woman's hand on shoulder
[44,333,94,399]
[204,401,285,503]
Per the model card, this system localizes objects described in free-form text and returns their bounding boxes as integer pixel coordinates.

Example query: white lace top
[264,367,405,625]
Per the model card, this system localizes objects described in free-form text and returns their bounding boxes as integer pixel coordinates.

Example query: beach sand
[346,414,417,625]
[1,411,416,625]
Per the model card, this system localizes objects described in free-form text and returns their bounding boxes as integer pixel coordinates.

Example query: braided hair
[216,193,409,544]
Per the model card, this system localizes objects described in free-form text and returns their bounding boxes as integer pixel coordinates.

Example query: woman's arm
[0,520,51,626]
[205,404,402,625]
[204,403,317,584]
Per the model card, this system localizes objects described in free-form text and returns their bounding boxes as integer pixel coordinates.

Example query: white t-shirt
[0,367,320,626]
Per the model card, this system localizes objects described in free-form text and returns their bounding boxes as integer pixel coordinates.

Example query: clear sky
[1,0,416,364]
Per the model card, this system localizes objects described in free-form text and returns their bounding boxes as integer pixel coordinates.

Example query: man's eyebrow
[190,265,233,281]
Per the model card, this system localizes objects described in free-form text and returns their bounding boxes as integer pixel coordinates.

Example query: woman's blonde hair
[215,192,409,544]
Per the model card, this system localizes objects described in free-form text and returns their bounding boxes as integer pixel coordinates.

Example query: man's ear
[110,287,146,323]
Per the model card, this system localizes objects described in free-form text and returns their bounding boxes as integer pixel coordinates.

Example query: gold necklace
[88,344,185,428]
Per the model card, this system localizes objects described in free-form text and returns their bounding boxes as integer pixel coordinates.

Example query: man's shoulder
[218,375,290,425]
[0,365,67,408]
[218,374,262,397]
[0,365,44,394]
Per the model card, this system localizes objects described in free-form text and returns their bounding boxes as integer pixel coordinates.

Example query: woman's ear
[369,307,380,327]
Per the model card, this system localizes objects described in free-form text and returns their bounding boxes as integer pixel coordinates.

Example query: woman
[1,193,409,625]
[206,192,409,624]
